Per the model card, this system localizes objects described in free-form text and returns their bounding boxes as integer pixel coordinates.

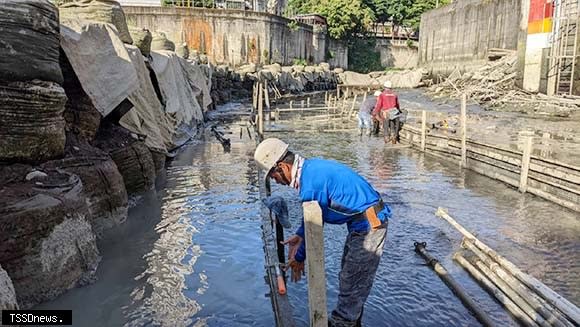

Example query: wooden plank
[519,136,533,193]
[258,84,264,137]
[461,94,467,168]
[303,201,328,327]
[421,111,427,152]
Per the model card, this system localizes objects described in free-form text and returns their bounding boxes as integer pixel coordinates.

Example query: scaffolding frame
[548,0,580,95]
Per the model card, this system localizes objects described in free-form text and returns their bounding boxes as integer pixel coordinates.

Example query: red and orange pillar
[523,0,554,92]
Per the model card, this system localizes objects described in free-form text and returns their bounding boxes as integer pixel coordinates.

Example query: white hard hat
[383,80,392,88]
[373,90,381,96]
[254,137,289,179]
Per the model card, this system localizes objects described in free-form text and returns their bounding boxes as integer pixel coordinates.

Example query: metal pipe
[437,208,580,324]
[462,239,574,327]
[453,253,541,327]
[414,242,496,327]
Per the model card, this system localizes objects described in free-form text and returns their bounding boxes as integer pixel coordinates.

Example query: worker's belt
[353,199,385,230]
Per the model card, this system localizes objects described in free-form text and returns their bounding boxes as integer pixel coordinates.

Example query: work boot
[359,128,363,136]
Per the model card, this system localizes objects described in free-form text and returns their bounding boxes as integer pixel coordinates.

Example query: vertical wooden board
[421,110,427,152]
[303,201,328,327]
[519,136,533,192]
[461,94,467,167]
[258,84,264,136]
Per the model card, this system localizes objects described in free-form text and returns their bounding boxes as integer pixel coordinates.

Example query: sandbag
[60,22,139,118]
[42,138,128,236]
[0,265,18,321]
[59,0,133,44]
[95,124,156,195]
[176,43,190,59]
[151,32,175,51]
[0,169,100,308]
[129,26,152,57]
[121,45,172,153]
[60,49,102,141]
[0,0,63,84]
[0,81,66,163]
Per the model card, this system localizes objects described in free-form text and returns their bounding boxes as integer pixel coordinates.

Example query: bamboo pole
[519,135,533,193]
[414,242,496,327]
[462,239,573,327]
[421,111,427,152]
[454,253,541,327]
[461,94,467,168]
[307,97,311,108]
[258,83,264,137]
[474,260,550,327]
[437,208,580,324]
[348,94,358,118]
[252,83,258,113]
[303,201,328,327]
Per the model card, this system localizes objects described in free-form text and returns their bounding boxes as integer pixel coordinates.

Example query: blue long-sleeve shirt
[294,158,391,262]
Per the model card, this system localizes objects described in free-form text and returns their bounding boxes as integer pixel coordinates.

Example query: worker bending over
[254,138,392,327]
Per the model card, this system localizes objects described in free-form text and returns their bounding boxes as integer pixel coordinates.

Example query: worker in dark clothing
[254,138,392,327]
[358,91,381,137]
[372,81,401,144]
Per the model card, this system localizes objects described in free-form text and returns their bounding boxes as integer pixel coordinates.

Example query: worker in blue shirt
[254,138,391,327]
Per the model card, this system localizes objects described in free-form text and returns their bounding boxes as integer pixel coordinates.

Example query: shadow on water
[36,108,578,327]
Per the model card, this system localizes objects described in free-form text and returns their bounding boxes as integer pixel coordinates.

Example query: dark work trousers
[383,117,401,141]
[328,223,388,327]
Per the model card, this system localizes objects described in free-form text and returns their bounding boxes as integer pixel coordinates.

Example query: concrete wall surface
[375,38,418,69]
[123,6,348,67]
[418,0,521,76]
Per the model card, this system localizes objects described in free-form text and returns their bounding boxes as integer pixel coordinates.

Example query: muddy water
[36,102,579,327]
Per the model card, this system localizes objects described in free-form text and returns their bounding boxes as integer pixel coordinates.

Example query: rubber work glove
[286,259,305,282]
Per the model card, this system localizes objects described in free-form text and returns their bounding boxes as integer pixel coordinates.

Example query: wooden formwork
[400,115,580,213]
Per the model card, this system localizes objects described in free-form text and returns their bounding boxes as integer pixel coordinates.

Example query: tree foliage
[288,0,450,39]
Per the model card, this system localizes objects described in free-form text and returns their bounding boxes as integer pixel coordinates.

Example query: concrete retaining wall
[123,7,348,67]
[418,0,521,76]
[375,38,418,69]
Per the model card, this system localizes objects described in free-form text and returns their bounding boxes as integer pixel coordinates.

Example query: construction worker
[254,138,392,327]
[357,91,381,136]
[372,81,401,144]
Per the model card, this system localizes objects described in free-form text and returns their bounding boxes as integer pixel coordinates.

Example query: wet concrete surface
[35,100,579,327]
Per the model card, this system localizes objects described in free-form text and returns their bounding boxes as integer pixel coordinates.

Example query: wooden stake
[290,100,293,109]
[421,110,427,152]
[519,135,533,193]
[348,94,358,118]
[461,94,467,168]
[258,84,264,137]
[307,97,311,108]
[303,201,328,327]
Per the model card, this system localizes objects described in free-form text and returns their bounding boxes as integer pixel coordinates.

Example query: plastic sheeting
[149,50,204,148]
[121,45,173,153]
[60,22,138,117]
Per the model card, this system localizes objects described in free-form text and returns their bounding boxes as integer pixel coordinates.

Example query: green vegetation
[287,19,300,31]
[288,0,451,39]
[347,38,382,73]
[288,0,449,72]
[293,58,307,66]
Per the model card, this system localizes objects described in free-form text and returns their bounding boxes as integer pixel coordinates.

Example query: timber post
[421,110,427,152]
[461,94,467,168]
[519,133,533,193]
